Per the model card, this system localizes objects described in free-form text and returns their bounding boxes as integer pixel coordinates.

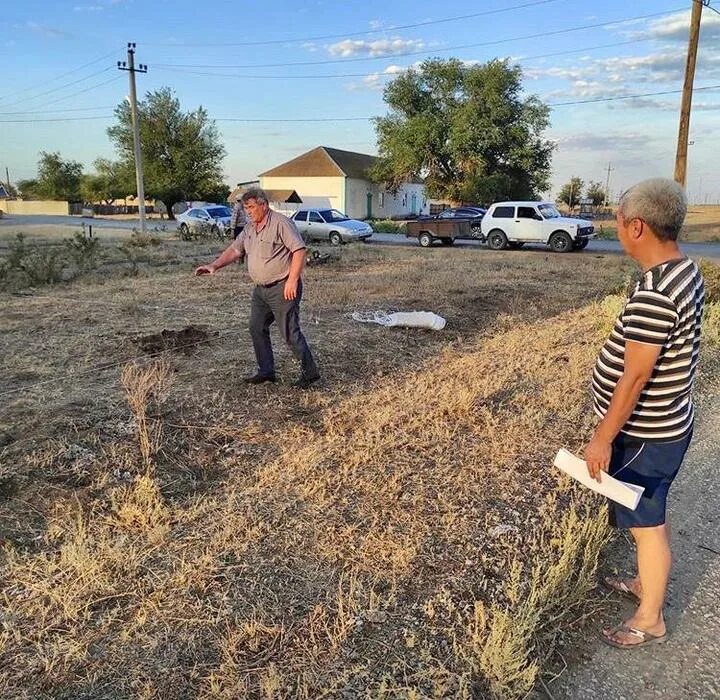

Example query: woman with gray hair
[585,178,705,648]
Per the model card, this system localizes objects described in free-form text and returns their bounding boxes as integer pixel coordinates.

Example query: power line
[153,8,685,69]
[0,115,114,123]
[146,0,562,48]
[0,50,119,107]
[38,75,124,110]
[548,83,720,106]
[0,105,116,116]
[5,85,719,124]
[0,67,114,110]
[154,38,654,81]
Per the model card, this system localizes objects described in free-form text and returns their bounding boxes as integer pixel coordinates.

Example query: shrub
[370,219,406,234]
[64,231,101,271]
[699,258,720,304]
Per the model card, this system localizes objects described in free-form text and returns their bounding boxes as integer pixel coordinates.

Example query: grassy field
[1,232,718,698]
[592,205,720,242]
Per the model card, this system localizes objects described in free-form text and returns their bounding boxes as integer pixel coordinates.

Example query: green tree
[371,58,554,204]
[107,87,226,218]
[18,152,84,200]
[558,177,584,208]
[80,158,133,204]
[586,180,606,206]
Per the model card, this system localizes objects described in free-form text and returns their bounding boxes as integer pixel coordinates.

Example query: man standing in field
[230,194,248,239]
[585,178,704,648]
[194,187,320,388]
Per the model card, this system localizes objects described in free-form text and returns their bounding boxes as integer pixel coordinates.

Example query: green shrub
[64,231,101,271]
[370,219,405,234]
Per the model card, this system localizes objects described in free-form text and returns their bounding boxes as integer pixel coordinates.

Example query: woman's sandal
[601,623,668,649]
[602,576,641,604]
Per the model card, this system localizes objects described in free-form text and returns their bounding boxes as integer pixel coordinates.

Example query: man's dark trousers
[249,279,318,379]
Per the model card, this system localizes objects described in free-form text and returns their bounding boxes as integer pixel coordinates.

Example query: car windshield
[207,207,231,218]
[320,209,349,223]
[538,204,561,219]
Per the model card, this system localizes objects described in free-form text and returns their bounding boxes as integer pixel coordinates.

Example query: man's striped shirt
[592,257,705,441]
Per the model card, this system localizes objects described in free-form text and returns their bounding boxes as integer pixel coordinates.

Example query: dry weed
[120,360,172,470]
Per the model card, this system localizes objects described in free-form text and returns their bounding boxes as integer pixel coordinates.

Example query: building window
[379,192,385,207]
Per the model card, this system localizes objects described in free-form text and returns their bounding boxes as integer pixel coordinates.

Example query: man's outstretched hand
[194,264,216,276]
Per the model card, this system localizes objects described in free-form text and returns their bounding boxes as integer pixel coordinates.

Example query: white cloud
[25,21,71,38]
[644,10,720,43]
[348,64,408,91]
[555,132,653,151]
[327,37,424,58]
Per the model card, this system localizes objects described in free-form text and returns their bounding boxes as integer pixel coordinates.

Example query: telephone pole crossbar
[118,43,148,234]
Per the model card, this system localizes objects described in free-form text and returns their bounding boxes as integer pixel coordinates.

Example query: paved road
[2,215,720,260]
[553,384,720,700]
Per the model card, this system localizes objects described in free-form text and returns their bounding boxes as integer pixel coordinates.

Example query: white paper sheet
[553,448,645,511]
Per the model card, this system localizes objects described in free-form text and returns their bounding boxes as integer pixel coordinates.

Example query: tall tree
[558,177,585,208]
[80,158,134,204]
[586,180,606,206]
[18,152,83,200]
[107,87,226,218]
[371,58,554,204]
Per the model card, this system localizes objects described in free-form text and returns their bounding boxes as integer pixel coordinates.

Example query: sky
[1,0,720,202]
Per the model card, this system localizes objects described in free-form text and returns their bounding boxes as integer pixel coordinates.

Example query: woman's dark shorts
[608,429,693,529]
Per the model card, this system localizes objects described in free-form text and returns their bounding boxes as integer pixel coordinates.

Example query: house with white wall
[259,146,427,220]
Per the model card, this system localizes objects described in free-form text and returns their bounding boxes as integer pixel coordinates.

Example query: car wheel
[178,223,190,240]
[471,223,483,238]
[418,231,433,248]
[487,229,508,250]
[329,231,342,246]
[549,231,573,253]
[574,238,589,250]
[441,238,454,246]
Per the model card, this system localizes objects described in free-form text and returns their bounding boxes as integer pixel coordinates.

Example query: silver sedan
[291,208,373,245]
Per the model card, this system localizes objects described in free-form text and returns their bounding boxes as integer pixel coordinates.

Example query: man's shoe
[244,374,276,385]
[293,374,321,389]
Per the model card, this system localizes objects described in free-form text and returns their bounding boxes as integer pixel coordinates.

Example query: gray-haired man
[584,178,704,648]
[194,188,320,388]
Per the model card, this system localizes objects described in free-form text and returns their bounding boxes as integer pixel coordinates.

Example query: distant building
[258,146,427,219]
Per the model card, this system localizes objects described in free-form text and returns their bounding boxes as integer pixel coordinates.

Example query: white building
[258,146,427,220]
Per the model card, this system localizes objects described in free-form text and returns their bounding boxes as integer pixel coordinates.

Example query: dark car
[419,207,486,236]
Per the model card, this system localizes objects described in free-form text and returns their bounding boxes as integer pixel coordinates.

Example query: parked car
[176,205,233,239]
[419,207,486,236]
[479,201,595,253]
[291,208,373,245]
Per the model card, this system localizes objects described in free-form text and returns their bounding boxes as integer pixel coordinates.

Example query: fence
[0,200,70,216]
[68,203,157,216]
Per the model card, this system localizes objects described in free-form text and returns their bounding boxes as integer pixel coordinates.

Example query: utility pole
[5,166,10,194]
[118,43,148,233]
[604,162,614,207]
[674,0,704,187]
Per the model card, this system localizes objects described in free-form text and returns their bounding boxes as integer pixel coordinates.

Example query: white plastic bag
[352,310,446,331]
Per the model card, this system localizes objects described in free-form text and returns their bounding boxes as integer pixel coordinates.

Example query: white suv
[480,201,595,253]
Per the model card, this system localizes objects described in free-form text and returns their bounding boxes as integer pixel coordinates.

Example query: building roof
[227,185,302,204]
[259,146,378,179]
[0,184,9,199]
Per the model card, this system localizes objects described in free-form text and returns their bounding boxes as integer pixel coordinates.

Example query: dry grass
[594,205,720,242]
[6,240,713,698]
